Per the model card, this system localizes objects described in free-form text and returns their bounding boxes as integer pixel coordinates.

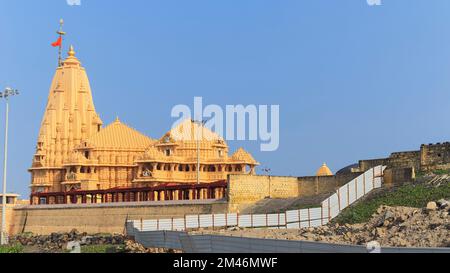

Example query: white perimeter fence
[127,166,386,232]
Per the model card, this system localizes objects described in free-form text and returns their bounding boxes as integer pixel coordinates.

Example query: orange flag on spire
[51,37,62,47]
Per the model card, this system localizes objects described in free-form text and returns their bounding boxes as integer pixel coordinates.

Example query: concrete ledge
[14,199,228,211]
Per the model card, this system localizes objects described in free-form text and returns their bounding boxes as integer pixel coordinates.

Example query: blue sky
[1,0,450,196]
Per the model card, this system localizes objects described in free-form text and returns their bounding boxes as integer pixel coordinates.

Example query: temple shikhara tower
[29,45,259,205]
[30,46,103,194]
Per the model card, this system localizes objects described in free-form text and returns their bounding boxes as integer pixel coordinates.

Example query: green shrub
[432,169,450,175]
[0,244,24,253]
[80,244,124,253]
[334,182,450,225]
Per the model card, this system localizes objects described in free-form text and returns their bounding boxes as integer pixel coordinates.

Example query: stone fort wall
[420,142,450,171]
[358,142,450,173]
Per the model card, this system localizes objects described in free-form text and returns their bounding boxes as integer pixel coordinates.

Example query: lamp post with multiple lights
[0,87,19,245]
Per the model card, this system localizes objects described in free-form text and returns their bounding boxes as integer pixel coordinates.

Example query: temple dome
[231,148,259,165]
[87,118,154,149]
[316,163,333,176]
[167,119,223,142]
[63,45,81,66]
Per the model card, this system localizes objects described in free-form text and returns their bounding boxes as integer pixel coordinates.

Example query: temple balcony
[30,182,53,188]
[63,173,98,184]
[133,170,236,184]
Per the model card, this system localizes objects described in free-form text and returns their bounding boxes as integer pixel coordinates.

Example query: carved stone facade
[29,47,259,201]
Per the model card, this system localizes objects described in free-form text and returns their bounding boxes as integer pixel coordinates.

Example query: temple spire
[68,45,75,57]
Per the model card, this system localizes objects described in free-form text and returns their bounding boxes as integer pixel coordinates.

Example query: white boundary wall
[128,230,450,253]
[128,166,386,232]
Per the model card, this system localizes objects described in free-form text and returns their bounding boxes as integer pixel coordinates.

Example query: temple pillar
[215,189,220,199]
[136,192,140,202]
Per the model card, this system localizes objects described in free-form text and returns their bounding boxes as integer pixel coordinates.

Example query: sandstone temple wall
[227,173,359,212]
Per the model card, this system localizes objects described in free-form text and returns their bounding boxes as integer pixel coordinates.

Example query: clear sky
[1,0,450,197]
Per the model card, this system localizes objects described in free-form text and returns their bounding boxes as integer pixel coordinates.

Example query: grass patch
[416,169,450,178]
[0,244,24,253]
[80,244,124,253]
[289,204,320,211]
[431,169,450,176]
[415,171,426,178]
[334,182,450,225]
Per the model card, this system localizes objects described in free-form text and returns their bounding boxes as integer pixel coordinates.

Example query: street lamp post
[192,119,207,185]
[0,87,19,245]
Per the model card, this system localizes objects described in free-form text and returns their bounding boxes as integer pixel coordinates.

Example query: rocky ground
[191,199,450,248]
[7,229,177,253]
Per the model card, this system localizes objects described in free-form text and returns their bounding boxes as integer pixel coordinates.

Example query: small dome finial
[316,162,333,176]
[68,45,75,57]
[115,116,120,123]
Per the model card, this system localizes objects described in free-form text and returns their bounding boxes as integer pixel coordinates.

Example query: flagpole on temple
[56,19,66,67]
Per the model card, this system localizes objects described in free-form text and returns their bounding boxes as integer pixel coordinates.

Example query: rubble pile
[8,229,177,253]
[124,240,181,253]
[196,200,450,248]
[9,229,125,252]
